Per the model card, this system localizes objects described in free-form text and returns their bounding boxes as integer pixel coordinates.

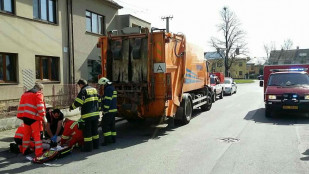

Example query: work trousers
[22,120,43,157]
[82,116,99,152]
[102,113,116,144]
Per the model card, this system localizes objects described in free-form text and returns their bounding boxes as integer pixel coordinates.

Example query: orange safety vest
[17,91,45,121]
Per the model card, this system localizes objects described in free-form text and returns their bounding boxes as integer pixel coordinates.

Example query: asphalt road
[1,81,309,174]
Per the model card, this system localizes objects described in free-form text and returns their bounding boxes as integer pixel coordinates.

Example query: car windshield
[210,77,215,84]
[224,79,232,84]
[268,73,309,86]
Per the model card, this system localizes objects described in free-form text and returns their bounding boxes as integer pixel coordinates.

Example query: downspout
[70,0,75,83]
[67,0,75,83]
[66,0,72,83]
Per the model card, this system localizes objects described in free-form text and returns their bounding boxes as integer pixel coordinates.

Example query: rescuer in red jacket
[17,82,46,157]
[60,118,84,148]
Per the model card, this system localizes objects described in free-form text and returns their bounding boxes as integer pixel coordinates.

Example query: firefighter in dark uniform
[98,77,117,146]
[70,79,100,152]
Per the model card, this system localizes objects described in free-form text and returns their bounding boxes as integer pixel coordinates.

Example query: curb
[0,108,81,131]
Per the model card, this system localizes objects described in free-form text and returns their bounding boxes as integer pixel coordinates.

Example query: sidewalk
[0,110,82,153]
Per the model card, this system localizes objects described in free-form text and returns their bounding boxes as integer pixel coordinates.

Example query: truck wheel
[201,95,212,111]
[213,91,216,103]
[181,95,192,125]
[219,90,224,99]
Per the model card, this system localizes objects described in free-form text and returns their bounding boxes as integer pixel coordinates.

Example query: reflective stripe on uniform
[62,135,70,139]
[103,132,111,137]
[75,98,84,105]
[104,105,110,109]
[109,109,117,113]
[15,133,23,137]
[104,96,112,100]
[81,112,100,119]
[23,141,30,143]
[35,141,42,144]
[36,145,43,148]
[84,97,98,103]
[19,104,37,109]
[92,134,99,140]
[84,137,92,142]
[72,103,76,109]
[18,110,37,116]
[38,109,45,113]
[70,122,78,129]
[23,145,29,148]
[111,132,117,136]
[37,104,44,107]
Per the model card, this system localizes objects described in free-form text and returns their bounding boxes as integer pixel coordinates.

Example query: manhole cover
[218,137,240,143]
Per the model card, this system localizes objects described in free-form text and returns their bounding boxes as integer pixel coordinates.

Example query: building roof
[247,57,266,65]
[204,51,248,60]
[104,0,123,9]
[204,52,223,60]
[269,49,309,63]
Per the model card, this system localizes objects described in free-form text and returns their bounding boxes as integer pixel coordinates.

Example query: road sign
[154,63,166,73]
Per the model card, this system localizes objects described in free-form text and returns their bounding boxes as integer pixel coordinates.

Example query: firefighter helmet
[98,77,111,85]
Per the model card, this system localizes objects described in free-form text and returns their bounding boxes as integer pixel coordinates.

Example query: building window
[33,0,56,23]
[87,59,101,82]
[0,0,14,13]
[239,62,243,67]
[86,10,104,35]
[0,53,17,83]
[35,56,59,81]
[239,71,243,76]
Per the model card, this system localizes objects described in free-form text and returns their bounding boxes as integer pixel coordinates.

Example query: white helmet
[98,77,111,85]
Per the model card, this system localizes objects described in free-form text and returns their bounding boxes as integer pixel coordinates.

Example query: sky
[113,0,309,58]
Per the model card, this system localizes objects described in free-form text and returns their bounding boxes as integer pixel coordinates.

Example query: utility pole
[161,16,173,33]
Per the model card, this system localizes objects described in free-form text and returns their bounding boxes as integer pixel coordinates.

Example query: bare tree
[264,41,277,64]
[264,41,276,60]
[281,39,293,50]
[210,7,248,77]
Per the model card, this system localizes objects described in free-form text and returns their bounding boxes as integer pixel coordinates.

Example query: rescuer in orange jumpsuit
[60,118,84,148]
[17,82,46,157]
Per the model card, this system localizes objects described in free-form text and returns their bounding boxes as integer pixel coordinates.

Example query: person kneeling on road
[45,109,64,143]
[60,118,84,148]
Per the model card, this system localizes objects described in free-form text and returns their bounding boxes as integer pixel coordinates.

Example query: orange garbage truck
[97,27,213,124]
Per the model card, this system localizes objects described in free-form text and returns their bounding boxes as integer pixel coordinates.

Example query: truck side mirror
[259,80,263,87]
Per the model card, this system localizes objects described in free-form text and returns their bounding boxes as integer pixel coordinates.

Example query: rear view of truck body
[98,28,212,123]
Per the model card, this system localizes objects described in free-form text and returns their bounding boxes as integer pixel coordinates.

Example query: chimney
[296,46,299,49]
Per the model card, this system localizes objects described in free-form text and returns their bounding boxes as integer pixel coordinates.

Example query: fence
[0,83,100,118]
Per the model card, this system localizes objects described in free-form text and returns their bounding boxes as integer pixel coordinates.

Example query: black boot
[111,136,116,143]
[101,136,111,146]
[10,143,20,154]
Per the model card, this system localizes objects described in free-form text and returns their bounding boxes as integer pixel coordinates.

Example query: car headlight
[305,95,309,100]
[268,95,276,100]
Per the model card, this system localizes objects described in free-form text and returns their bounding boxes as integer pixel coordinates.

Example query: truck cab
[261,65,309,117]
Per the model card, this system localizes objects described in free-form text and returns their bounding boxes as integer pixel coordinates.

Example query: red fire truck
[260,64,309,117]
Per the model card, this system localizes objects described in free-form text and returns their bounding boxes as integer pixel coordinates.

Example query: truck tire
[219,90,224,99]
[201,94,212,111]
[213,91,216,103]
[181,94,192,125]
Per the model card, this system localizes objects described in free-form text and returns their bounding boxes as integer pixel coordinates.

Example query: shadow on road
[301,149,309,161]
[244,108,309,125]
